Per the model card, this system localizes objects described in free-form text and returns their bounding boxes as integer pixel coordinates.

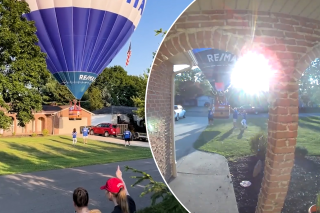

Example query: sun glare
[231,51,274,94]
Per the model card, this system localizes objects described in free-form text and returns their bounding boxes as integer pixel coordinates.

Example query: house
[0,104,94,136]
[92,106,144,127]
[196,96,214,107]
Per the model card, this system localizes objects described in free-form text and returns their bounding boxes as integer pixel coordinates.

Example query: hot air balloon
[23,0,146,119]
[189,48,238,118]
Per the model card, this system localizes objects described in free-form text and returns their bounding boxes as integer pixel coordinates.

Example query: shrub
[249,132,268,159]
[125,166,187,213]
[42,129,49,136]
[31,133,37,137]
[295,146,308,158]
[12,132,16,136]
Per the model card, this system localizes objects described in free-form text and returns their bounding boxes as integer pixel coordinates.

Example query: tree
[175,68,213,103]
[41,74,74,105]
[299,58,320,106]
[88,86,104,111]
[91,65,146,107]
[0,0,49,128]
[132,72,148,118]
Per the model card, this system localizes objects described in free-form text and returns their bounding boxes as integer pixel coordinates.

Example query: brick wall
[148,9,320,213]
[146,60,174,181]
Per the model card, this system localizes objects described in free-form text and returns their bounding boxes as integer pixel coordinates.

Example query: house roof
[0,104,94,115]
[41,105,69,114]
[93,106,137,115]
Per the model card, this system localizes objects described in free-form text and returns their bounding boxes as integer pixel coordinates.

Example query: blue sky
[109,0,194,76]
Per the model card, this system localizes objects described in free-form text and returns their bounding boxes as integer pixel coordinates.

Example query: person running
[208,107,214,125]
[82,126,89,144]
[72,128,77,145]
[232,107,239,129]
[100,166,136,213]
[73,187,101,213]
[123,129,131,147]
[241,110,247,129]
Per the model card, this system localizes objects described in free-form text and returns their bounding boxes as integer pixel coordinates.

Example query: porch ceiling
[189,0,320,20]
[166,0,320,66]
[168,51,194,66]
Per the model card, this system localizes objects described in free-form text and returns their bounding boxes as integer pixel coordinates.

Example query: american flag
[125,42,131,66]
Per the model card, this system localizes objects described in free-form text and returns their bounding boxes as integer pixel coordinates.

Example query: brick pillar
[146,60,174,181]
[256,78,299,213]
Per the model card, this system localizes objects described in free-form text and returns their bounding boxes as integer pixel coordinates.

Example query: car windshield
[174,106,178,110]
[112,125,117,128]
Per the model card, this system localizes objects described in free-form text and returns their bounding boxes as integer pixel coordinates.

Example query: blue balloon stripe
[92,19,134,73]
[73,9,90,72]
[85,11,119,72]
[95,24,134,73]
[24,11,63,73]
[38,8,68,72]
[56,8,74,73]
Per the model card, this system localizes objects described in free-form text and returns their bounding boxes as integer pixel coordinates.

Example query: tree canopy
[299,58,320,106]
[0,0,49,129]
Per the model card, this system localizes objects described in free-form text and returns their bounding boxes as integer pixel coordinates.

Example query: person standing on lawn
[208,107,214,125]
[232,107,239,129]
[123,129,131,147]
[82,126,89,144]
[100,166,136,213]
[241,110,247,129]
[72,128,77,145]
[73,187,101,213]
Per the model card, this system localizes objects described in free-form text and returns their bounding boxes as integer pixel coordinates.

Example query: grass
[194,116,320,159]
[0,135,152,175]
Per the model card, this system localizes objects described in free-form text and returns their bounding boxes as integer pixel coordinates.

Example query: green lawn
[0,135,152,175]
[194,116,320,159]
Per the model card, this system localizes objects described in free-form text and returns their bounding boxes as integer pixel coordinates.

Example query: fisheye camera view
[146,0,320,213]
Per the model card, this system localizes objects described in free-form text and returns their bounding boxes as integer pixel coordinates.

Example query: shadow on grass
[219,128,234,141]
[0,150,37,175]
[237,130,244,139]
[299,118,320,132]
[3,141,46,157]
[247,118,267,131]
[194,131,220,149]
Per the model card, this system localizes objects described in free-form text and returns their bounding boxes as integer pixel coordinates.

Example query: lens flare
[231,51,275,95]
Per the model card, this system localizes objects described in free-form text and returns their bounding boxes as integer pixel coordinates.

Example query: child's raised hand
[116,165,122,180]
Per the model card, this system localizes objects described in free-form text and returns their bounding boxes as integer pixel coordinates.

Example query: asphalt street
[0,158,162,213]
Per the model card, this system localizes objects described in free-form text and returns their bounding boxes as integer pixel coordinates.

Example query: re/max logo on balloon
[79,75,96,82]
[127,0,145,15]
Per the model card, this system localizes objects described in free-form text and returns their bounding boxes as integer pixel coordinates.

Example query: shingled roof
[93,106,137,115]
[41,105,70,114]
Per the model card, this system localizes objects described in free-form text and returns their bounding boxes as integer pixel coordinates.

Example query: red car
[90,123,120,137]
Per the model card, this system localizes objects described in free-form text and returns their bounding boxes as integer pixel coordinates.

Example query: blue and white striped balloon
[23,0,146,99]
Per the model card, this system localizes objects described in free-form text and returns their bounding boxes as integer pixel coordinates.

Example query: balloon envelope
[23,0,146,99]
[192,48,237,92]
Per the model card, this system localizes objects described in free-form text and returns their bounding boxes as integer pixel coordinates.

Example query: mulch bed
[229,155,320,213]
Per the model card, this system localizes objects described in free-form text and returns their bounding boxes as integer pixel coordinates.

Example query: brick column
[146,60,174,181]
[256,77,299,213]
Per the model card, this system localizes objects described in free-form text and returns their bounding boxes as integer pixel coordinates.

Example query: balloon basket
[69,100,82,120]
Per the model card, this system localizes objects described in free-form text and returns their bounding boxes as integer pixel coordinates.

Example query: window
[96,124,102,127]
[174,106,178,110]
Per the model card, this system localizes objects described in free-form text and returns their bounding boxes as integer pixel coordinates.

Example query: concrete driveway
[0,159,161,213]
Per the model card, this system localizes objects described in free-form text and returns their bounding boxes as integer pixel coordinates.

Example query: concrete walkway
[170,116,239,213]
[0,158,161,213]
